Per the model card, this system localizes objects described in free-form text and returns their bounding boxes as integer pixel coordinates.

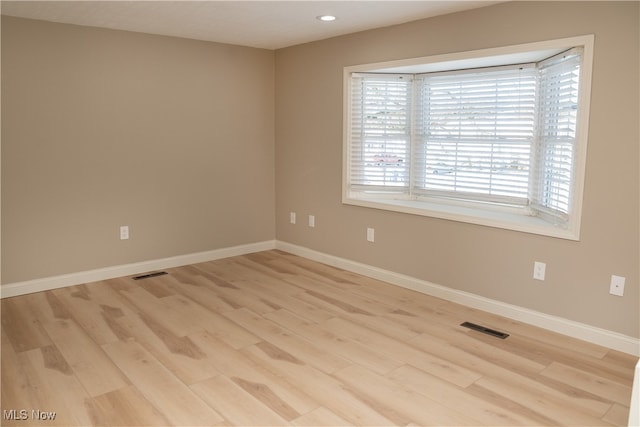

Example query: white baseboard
[2,238,637,356]
[0,240,276,299]
[276,241,640,357]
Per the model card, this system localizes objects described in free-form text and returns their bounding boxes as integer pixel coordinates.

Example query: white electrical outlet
[120,225,129,240]
[308,215,315,228]
[290,212,296,224]
[609,275,625,296]
[533,261,546,281]
[367,227,375,242]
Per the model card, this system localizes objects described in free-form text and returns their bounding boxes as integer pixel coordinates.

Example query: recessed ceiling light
[317,15,337,22]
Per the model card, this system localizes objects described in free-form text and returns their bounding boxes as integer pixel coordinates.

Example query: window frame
[342,35,594,240]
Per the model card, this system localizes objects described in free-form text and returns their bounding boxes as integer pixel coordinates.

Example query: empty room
[1,1,639,426]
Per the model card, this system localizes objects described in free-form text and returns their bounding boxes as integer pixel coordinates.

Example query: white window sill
[343,196,579,241]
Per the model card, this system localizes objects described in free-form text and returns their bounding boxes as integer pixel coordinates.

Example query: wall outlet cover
[367,227,375,242]
[533,261,546,281]
[610,275,625,297]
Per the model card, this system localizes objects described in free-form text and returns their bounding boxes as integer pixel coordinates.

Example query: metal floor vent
[132,271,168,280]
[460,321,509,339]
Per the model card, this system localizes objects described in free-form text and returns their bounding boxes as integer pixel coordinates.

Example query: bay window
[343,36,593,240]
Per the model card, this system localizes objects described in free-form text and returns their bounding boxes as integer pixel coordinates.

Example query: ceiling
[1,1,500,50]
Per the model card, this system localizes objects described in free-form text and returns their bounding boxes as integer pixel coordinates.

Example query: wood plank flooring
[1,250,637,426]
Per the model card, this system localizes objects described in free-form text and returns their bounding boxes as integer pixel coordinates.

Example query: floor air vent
[460,321,509,339]
[132,271,168,280]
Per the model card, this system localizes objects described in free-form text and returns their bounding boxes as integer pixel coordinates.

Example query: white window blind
[345,38,590,238]
[414,65,538,206]
[533,48,582,221]
[349,74,411,194]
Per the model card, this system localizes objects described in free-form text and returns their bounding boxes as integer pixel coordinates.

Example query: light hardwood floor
[1,250,637,426]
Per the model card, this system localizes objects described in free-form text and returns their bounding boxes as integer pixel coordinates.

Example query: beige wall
[2,2,638,339]
[1,16,276,283]
[275,1,639,337]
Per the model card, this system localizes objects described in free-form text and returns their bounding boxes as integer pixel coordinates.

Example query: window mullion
[409,76,419,199]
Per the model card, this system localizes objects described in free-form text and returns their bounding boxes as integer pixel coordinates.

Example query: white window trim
[342,35,594,240]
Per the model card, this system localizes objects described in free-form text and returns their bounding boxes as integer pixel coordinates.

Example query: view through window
[344,37,593,240]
